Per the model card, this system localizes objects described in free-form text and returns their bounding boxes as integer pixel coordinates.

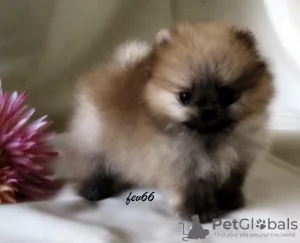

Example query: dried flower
[0,80,61,203]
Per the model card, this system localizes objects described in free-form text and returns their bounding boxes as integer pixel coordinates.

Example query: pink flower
[0,80,61,203]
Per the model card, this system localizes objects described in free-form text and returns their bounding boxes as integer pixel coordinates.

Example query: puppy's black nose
[199,108,218,124]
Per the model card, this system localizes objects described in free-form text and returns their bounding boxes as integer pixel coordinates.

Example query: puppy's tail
[112,40,152,68]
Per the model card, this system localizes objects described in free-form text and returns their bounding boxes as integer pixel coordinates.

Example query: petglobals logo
[212,218,298,231]
[179,215,299,241]
[212,218,298,239]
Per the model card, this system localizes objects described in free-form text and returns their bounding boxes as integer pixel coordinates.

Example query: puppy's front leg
[184,179,220,223]
[78,156,131,201]
[217,166,247,211]
[79,172,117,201]
[166,178,220,223]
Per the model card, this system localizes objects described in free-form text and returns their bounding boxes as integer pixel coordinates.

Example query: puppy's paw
[217,191,244,211]
[176,200,221,223]
[78,177,115,201]
[172,182,221,223]
[196,206,221,223]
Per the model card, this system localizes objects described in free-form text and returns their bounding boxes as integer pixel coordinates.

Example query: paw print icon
[256,219,266,229]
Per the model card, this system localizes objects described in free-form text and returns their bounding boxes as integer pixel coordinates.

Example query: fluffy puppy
[66,20,274,222]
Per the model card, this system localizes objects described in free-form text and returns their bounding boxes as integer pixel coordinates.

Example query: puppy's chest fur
[100,115,265,185]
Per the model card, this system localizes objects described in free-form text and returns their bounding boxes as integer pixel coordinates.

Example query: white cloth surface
[1,136,300,243]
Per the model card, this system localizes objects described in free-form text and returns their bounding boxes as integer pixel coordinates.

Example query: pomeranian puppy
[66,20,274,222]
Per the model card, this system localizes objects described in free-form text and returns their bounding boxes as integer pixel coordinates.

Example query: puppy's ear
[155,28,173,45]
[234,27,256,48]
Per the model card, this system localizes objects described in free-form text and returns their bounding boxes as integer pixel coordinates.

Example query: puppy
[66,20,274,222]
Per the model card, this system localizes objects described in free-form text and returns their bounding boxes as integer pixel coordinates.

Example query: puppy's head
[144,21,274,134]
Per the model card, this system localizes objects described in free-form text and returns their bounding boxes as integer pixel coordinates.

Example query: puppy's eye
[218,87,239,106]
[179,91,192,105]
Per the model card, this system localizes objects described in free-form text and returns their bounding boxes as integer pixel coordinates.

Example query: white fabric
[1,135,300,243]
